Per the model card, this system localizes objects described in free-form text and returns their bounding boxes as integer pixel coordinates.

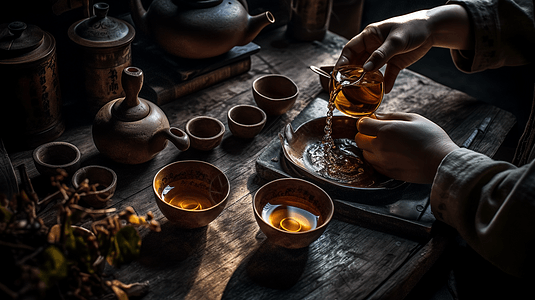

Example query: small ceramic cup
[252,74,299,116]
[33,141,82,178]
[72,165,117,208]
[185,116,225,151]
[227,104,267,139]
[153,160,230,228]
[253,178,334,249]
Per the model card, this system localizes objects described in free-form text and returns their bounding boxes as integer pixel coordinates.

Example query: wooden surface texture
[7,26,515,300]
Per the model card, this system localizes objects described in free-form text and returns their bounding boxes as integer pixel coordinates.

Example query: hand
[336,10,434,93]
[335,4,472,93]
[355,113,459,184]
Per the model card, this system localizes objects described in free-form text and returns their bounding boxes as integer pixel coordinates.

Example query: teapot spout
[240,11,275,46]
[129,0,150,35]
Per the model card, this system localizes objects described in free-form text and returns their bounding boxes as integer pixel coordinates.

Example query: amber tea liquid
[331,65,384,117]
[162,180,215,210]
[261,196,321,232]
[318,65,384,183]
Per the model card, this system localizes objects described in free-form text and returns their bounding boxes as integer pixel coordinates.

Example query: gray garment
[430,0,535,278]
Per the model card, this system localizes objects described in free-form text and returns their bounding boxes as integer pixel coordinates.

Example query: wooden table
[7,27,516,300]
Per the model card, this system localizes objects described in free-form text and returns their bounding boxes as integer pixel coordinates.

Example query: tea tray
[256,95,436,241]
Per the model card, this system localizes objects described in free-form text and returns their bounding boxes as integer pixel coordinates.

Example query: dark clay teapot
[130,0,275,59]
[92,67,190,164]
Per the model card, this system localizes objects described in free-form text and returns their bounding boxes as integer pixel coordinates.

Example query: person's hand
[336,10,434,93]
[355,112,459,184]
[335,4,472,93]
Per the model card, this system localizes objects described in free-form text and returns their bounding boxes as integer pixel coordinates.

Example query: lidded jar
[68,2,135,114]
[0,21,64,150]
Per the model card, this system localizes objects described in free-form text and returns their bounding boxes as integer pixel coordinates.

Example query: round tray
[279,116,405,198]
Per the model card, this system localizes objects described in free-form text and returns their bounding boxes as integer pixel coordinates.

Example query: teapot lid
[68,2,135,48]
[179,0,223,8]
[0,22,44,56]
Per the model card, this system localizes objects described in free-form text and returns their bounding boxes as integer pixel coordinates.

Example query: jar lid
[69,2,135,47]
[0,21,44,56]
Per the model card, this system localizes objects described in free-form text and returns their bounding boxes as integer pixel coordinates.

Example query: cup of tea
[330,65,384,117]
[253,178,334,249]
[153,160,230,228]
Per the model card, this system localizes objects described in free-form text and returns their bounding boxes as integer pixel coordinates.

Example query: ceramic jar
[0,21,64,150]
[286,0,333,41]
[68,2,135,114]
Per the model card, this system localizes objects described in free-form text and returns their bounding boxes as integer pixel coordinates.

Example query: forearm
[427,4,474,50]
[431,148,535,278]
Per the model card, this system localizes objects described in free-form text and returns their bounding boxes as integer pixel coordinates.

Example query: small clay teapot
[92,67,190,164]
[129,0,275,59]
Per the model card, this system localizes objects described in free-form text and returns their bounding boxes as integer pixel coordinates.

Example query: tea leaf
[0,205,12,223]
[106,226,141,267]
[39,246,68,287]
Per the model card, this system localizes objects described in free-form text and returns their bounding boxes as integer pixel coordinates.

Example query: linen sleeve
[430,147,535,278]
[446,0,535,73]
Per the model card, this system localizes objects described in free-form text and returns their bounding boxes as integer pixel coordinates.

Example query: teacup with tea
[153,160,230,228]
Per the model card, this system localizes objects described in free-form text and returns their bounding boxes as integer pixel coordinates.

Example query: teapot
[130,0,275,59]
[92,67,190,164]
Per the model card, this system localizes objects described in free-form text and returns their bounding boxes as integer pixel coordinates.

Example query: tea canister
[0,21,64,150]
[286,0,333,41]
[68,2,135,114]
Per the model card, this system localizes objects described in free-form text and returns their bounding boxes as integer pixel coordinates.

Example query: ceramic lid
[0,22,44,57]
[68,2,135,48]
[0,21,55,64]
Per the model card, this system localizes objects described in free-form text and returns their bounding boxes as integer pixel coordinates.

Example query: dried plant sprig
[1,166,160,300]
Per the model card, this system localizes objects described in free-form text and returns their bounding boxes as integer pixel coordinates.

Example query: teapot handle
[163,127,190,152]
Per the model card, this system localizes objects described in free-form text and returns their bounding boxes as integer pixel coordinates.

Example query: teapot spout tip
[242,11,275,45]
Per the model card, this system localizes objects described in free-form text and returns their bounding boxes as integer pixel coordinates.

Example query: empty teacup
[252,74,299,116]
[253,178,334,249]
[153,160,230,228]
[185,116,225,151]
[72,165,117,208]
[227,104,267,139]
[33,141,81,178]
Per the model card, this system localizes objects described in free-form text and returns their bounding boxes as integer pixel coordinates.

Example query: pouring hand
[335,4,472,93]
[355,112,459,184]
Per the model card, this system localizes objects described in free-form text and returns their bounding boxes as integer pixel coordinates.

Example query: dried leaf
[39,246,68,287]
[106,226,141,267]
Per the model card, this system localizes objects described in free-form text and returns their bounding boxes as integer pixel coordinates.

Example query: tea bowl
[185,116,225,151]
[72,165,117,208]
[252,74,299,116]
[33,141,82,178]
[253,178,334,249]
[227,104,267,139]
[153,160,230,228]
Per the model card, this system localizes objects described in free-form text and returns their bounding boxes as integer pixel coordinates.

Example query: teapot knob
[7,21,27,38]
[93,2,109,18]
[112,67,150,121]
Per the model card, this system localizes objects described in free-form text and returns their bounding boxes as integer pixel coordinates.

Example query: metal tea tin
[0,21,64,150]
[68,2,135,114]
